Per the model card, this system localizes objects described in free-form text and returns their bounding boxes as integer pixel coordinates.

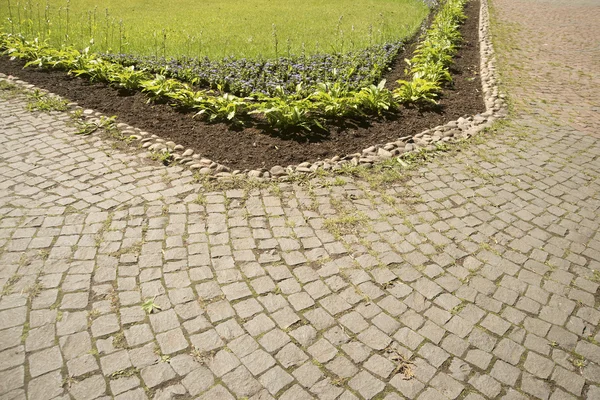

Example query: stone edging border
[0,0,504,180]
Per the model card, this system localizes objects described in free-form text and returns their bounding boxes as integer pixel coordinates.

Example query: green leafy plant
[140,74,188,102]
[24,47,81,70]
[355,79,396,115]
[72,58,117,83]
[194,92,249,122]
[4,36,51,61]
[310,82,359,117]
[109,65,150,90]
[253,98,320,131]
[141,297,162,314]
[394,78,440,104]
[413,40,455,66]
[164,87,206,108]
[407,59,452,84]
[251,85,322,131]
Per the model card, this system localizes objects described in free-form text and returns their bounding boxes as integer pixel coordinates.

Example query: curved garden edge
[0,0,505,181]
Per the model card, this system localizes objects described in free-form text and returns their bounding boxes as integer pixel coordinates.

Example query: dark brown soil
[0,0,483,171]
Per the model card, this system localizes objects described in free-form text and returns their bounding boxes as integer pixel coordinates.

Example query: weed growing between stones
[26,89,69,111]
[73,115,117,135]
[149,149,174,166]
[1,274,22,296]
[141,297,162,314]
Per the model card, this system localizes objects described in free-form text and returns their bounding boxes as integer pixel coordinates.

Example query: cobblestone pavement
[1,0,600,399]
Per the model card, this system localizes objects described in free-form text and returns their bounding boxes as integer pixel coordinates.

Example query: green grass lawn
[1,0,429,59]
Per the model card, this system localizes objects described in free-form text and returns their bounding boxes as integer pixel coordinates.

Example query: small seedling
[70,108,84,119]
[0,80,19,96]
[112,332,127,349]
[190,346,213,364]
[26,90,69,112]
[110,367,137,378]
[330,376,348,387]
[38,249,50,260]
[62,376,77,389]
[160,354,171,363]
[1,274,22,296]
[75,115,117,135]
[149,150,174,166]
[25,282,44,301]
[142,297,162,314]
[570,352,586,369]
[193,193,207,205]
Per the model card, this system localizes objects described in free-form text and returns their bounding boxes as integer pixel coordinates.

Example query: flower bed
[0,0,497,177]
[101,43,402,97]
[1,0,467,131]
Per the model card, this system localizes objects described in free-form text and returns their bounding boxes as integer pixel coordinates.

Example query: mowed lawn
[1,0,429,59]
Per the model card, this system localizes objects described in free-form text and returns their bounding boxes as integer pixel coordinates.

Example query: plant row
[100,42,402,97]
[395,0,467,103]
[0,0,467,131]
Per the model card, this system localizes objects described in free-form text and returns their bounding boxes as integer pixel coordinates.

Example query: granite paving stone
[28,346,63,378]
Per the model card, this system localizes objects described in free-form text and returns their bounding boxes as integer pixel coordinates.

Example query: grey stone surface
[2,4,600,396]
[141,362,177,389]
[28,346,63,378]
[181,366,214,395]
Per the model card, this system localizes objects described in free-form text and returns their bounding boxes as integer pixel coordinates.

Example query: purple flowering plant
[101,41,403,97]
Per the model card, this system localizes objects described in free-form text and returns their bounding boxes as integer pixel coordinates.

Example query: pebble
[364,146,376,153]
[377,148,393,158]
[270,166,286,176]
